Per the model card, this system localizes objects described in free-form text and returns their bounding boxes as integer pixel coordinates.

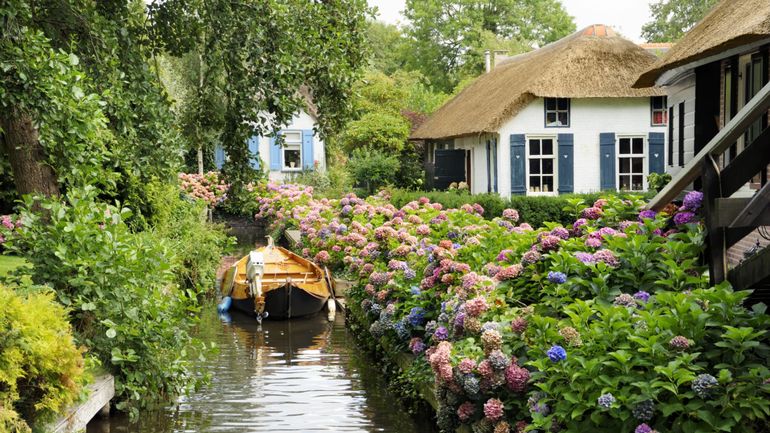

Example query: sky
[368,0,654,43]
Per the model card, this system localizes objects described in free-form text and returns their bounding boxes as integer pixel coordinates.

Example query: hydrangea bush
[178,172,229,207]
[253,186,770,433]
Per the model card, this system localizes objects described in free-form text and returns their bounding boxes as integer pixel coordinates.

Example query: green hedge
[385,189,655,227]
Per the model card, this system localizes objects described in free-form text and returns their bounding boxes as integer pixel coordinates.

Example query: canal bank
[87,307,436,433]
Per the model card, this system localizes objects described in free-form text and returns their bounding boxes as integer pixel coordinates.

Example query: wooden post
[702,156,726,284]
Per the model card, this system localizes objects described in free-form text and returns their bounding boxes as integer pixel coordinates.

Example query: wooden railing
[646,80,770,292]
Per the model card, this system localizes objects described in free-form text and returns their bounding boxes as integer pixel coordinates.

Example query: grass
[0,255,27,277]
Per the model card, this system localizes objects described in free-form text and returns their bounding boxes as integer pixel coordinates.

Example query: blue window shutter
[599,133,616,191]
[510,134,526,195]
[302,130,314,170]
[486,140,492,193]
[648,132,665,174]
[557,133,574,194]
[214,145,225,170]
[492,138,498,193]
[248,136,260,170]
[269,135,281,171]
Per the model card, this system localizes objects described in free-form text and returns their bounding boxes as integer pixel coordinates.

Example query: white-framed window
[282,131,302,171]
[618,136,646,191]
[651,96,668,126]
[544,98,570,127]
[527,137,557,195]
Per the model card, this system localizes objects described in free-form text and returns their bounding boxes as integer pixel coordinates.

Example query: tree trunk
[0,107,60,197]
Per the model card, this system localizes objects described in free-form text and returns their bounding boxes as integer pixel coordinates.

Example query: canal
[87,309,431,433]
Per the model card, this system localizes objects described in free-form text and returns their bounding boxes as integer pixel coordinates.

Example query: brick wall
[727,227,770,267]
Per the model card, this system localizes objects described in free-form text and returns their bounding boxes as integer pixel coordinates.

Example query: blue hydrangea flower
[692,374,719,398]
[410,285,421,296]
[546,345,567,362]
[407,307,425,327]
[394,320,410,340]
[547,271,567,284]
[597,393,616,408]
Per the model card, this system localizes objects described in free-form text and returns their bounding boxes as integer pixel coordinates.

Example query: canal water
[87,310,430,433]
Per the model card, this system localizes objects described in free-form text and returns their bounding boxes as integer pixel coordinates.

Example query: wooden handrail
[646,80,770,210]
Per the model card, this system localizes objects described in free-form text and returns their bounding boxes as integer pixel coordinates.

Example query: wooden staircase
[647,81,770,302]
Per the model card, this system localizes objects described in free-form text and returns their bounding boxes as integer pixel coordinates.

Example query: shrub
[349,146,401,194]
[178,172,229,207]
[145,182,231,295]
[5,187,209,417]
[0,284,85,432]
[528,285,770,433]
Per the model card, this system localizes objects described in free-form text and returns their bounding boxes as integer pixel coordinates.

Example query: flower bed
[178,172,229,207]
[254,184,770,433]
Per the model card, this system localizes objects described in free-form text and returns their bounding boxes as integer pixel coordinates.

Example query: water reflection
[88,311,429,433]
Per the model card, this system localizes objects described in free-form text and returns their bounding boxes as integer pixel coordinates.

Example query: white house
[411,25,668,197]
[215,103,325,182]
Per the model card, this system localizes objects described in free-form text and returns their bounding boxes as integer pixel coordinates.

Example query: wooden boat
[219,239,332,321]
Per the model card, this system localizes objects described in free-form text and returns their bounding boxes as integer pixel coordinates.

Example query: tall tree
[642,0,719,43]
[149,0,371,195]
[403,0,575,91]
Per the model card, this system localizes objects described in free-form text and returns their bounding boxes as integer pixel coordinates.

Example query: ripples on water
[88,310,431,433]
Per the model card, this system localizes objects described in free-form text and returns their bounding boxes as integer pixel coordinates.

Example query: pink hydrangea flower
[483,398,505,421]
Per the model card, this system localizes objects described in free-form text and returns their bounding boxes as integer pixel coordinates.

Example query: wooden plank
[715,198,770,227]
[51,374,114,433]
[647,80,770,210]
[730,182,770,228]
[729,245,770,292]
[284,229,301,247]
[720,125,770,196]
[703,158,727,284]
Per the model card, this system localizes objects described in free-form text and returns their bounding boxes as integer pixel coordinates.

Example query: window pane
[632,157,643,173]
[619,175,630,190]
[619,138,630,155]
[653,111,665,125]
[284,149,301,168]
[558,112,568,126]
[557,98,569,110]
[632,175,644,190]
[546,112,557,126]
[543,158,553,175]
[543,176,554,192]
[633,138,644,154]
[542,139,553,155]
[530,176,541,191]
[530,159,540,174]
[619,157,630,173]
[530,140,541,155]
[545,98,556,110]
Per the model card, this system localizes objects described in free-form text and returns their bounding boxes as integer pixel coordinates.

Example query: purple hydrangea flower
[546,345,567,362]
[683,190,703,212]
[433,326,449,341]
[633,291,651,303]
[575,252,595,264]
[638,210,657,221]
[547,271,567,284]
[635,424,654,433]
[674,211,696,225]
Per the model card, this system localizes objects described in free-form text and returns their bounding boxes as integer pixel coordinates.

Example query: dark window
[544,98,570,127]
[668,107,674,167]
[651,96,668,126]
[678,102,685,167]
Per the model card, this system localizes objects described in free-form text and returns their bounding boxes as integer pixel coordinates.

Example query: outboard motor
[247,250,267,323]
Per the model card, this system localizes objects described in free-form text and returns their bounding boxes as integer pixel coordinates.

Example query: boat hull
[230,284,328,319]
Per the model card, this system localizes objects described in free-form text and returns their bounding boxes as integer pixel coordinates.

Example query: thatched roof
[411,25,664,140]
[635,0,770,88]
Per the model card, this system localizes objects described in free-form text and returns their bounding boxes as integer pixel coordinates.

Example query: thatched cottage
[215,92,325,181]
[411,25,667,196]
[634,0,770,292]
